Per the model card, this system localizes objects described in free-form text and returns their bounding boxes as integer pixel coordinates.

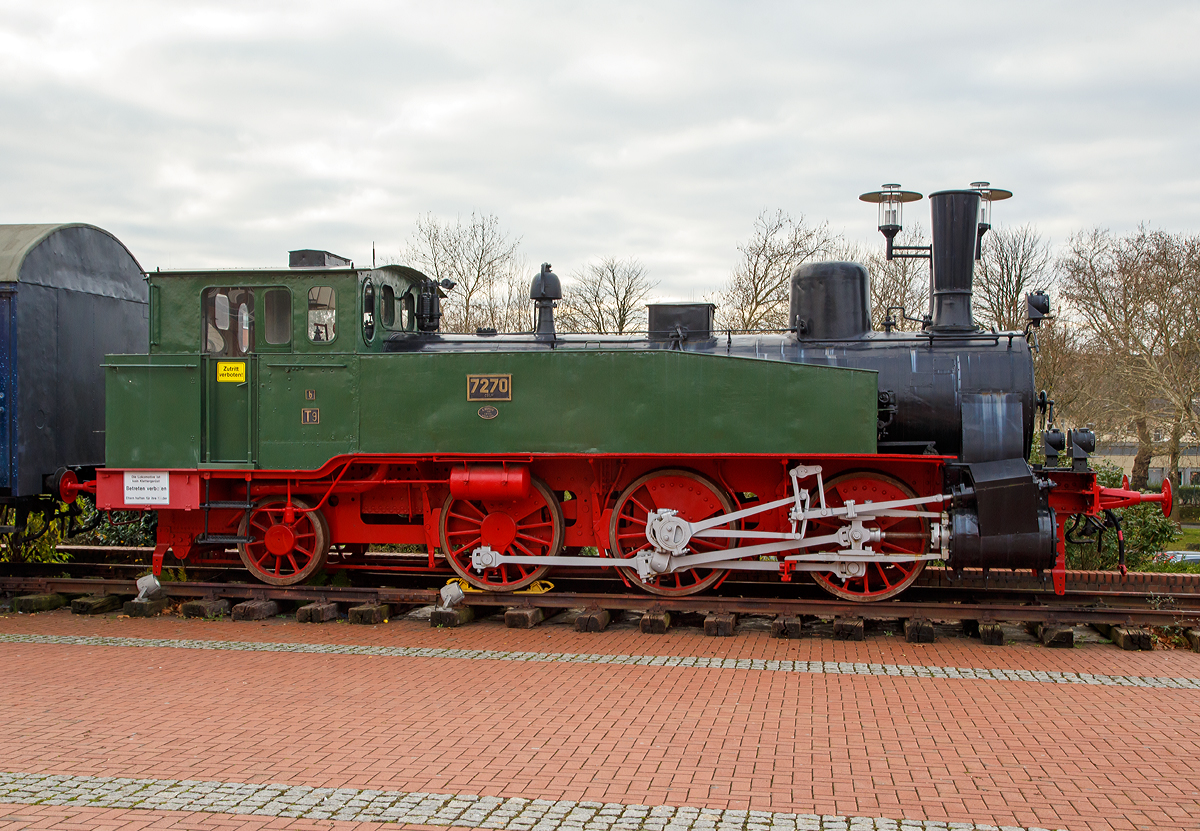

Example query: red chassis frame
[64,454,1173,595]
[1041,468,1172,592]
[87,454,941,583]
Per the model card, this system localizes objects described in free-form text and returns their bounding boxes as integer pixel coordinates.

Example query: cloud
[1,0,1198,296]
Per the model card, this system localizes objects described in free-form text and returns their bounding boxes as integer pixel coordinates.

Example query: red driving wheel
[609,469,739,596]
[238,497,330,586]
[806,472,928,601]
[440,477,564,590]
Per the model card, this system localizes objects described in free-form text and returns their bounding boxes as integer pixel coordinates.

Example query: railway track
[2,546,1198,630]
[2,574,1200,624]
[12,544,1200,595]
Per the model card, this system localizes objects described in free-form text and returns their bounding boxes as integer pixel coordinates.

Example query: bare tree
[1057,226,1200,487]
[974,224,1053,331]
[476,256,533,333]
[401,213,524,332]
[1142,231,1200,457]
[1030,316,1090,426]
[717,210,836,331]
[559,257,656,335]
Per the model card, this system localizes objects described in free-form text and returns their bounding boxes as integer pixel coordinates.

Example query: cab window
[203,287,254,356]
[263,288,292,345]
[381,285,396,328]
[401,291,416,331]
[308,286,337,343]
[362,279,376,342]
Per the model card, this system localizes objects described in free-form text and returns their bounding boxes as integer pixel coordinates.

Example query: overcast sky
[2,1,1198,298]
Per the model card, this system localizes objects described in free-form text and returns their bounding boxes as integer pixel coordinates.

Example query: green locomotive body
[94,261,949,600]
[106,265,877,469]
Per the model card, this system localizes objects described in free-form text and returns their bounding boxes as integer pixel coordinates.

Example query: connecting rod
[470,465,952,584]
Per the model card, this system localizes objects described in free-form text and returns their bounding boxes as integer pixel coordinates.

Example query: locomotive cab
[118,257,431,471]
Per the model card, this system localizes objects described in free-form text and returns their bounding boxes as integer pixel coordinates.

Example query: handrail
[263,362,349,369]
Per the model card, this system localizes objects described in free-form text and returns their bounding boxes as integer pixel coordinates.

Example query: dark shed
[0,224,148,497]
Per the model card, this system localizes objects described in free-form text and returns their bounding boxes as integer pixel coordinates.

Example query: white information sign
[124,471,170,505]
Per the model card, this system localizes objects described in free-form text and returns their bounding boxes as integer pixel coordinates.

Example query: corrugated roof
[0,224,65,282]
[0,223,147,300]
[0,222,146,287]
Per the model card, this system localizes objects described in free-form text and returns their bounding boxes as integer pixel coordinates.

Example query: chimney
[928,190,980,333]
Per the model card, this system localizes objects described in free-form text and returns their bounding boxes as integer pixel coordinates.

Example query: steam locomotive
[65,188,1168,600]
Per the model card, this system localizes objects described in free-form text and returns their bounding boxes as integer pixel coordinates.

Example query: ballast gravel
[0,772,1065,830]
[1,631,1198,688]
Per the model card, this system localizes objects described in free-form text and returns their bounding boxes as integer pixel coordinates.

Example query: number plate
[467,374,511,401]
[301,408,320,425]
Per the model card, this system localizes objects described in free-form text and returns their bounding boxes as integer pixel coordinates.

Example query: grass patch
[1171,525,1200,551]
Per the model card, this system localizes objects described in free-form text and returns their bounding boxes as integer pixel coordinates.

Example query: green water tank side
[359,349,877,456]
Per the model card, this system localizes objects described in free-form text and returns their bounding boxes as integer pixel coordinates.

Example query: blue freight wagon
[0,224,147,546]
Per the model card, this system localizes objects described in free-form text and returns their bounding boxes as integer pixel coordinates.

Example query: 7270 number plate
[467,374,511,401]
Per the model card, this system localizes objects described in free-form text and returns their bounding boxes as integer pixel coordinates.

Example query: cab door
[206,354,253,463]
[202,288,256,464]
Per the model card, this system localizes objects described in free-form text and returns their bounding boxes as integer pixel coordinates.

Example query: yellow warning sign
[217,361,246,383]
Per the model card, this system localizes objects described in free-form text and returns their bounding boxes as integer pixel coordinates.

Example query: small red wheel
[55,469,84,503]
[806,472,928,601]
[440,477,563,591]
[609,469,739,596]
[238,497,330,586]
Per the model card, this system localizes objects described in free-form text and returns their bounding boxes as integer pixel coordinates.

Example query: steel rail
[32,546,1200,597]
[3,576,1199,627]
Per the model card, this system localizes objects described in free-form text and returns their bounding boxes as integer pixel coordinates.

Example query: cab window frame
[261,287,293,348]
[381,284,396,328]
[202,286,256,358]
[362,278,376,343]
[308,285,338,345]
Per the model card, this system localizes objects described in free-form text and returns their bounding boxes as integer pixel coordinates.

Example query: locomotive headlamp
[1026,290,1050,327]
[1043,428,1065,466]
[969,181,1013,259]
[1067,427,1096,472]
[859,185,923,260]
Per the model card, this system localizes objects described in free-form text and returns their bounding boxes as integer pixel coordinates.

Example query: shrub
[64,500,157,547]
[1175,485,1200,507]
[0,506,69,564]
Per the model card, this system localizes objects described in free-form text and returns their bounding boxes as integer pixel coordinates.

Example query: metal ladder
[194,476,254,545]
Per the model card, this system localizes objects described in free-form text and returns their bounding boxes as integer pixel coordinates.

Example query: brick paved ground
[1,608,1198,831]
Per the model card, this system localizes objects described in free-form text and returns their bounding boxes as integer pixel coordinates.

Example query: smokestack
[928,190,980,332]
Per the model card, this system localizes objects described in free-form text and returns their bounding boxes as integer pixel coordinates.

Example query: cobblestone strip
[0,772,1064,831]
[1,632,1198,689]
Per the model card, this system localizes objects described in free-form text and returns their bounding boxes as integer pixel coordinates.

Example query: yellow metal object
[216,361,246,383]
[445,577,554,595]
